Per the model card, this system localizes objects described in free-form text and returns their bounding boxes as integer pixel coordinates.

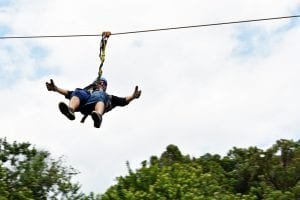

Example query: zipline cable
[0,15,300,39]
[112,15,300,36]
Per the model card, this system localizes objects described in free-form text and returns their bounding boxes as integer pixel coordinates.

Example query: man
[46,78,142,128]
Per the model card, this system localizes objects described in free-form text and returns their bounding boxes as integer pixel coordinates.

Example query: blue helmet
[93,77,108,86]
[100,77,108,86]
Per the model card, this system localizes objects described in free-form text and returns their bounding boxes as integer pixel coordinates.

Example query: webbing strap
[81,114,89,123]
[83,32,110,91]
[81,32,110,123]
[97,32,110,79]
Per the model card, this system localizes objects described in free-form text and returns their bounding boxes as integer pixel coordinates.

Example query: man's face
[98,80,107,91]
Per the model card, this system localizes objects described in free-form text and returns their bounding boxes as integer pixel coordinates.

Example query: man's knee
[71,88,90,102]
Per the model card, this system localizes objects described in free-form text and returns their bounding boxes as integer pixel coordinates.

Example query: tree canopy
[1,138,300,199]
[0,138,100,200]
[102,139,300,200]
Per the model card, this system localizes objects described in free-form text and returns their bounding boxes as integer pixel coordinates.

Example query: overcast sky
[1,0,300,194]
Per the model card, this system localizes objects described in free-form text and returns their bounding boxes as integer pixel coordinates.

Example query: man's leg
[59,98,77,120]
[59,89,90,121]
[69,96,80,111]
[91,102,105,128]
[94,101,105,114]
[59,95,82,121]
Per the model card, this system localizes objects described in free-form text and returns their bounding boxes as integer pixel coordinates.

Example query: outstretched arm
[46,79,69,96]
[125,86,142,104]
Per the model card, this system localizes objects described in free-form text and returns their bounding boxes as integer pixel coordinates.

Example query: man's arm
[46,79,69,96]
[125,86,142,104]
[110,86,142,109]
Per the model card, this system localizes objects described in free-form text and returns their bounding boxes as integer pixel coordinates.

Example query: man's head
[95,77,108,91]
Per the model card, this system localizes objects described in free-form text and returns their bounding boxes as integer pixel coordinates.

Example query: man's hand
[46,79,57,91]
[132,86,142,99]
[125,86,142,103]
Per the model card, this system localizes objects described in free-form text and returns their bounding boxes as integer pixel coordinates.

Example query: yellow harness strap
[81,31,111,123]
[97,31,110,79]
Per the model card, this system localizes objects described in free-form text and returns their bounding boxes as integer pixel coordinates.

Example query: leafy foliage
[1,137,299,199]
[102,139,300,200]
[0,138,91,200]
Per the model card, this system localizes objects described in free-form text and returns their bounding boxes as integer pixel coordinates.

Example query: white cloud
[0,0,300,194]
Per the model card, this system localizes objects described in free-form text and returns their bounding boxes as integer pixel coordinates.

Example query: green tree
[0,138,92,200]
[102,140,300,200]
[101,145,256,200]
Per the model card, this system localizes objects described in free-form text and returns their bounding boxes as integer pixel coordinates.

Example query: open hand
[46,79,57,91]
[133,86,142,99]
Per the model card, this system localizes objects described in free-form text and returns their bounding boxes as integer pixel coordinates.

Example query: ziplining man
[46,31,142,128]
[46,78,142,128]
